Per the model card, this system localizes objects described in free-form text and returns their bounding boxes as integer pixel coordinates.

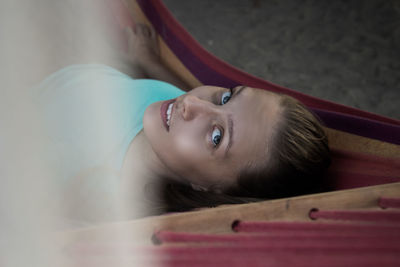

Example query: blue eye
[220,90,232,105]
[211,127,222,147]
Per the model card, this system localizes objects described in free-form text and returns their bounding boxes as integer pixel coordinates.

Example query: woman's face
[143,85,282,192]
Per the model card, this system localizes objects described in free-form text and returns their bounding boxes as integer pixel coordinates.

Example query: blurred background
[164,0,400,119]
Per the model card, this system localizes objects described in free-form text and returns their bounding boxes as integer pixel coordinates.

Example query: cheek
[161,126,206,178]
[170,127,200,161]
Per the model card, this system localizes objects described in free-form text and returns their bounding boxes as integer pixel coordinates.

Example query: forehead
[227,87,282,168]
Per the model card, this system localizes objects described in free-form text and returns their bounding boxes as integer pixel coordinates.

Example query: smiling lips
[161,99,175,131]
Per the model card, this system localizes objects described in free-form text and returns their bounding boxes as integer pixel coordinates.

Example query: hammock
[62,183,400,267]
[59,1,400,266]
[107,0,400,191]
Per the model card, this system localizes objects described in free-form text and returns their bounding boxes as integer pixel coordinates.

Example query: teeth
[167,113,171,126]
[166,103,173,126]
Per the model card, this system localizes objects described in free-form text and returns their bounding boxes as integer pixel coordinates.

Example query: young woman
[36,24,330,222]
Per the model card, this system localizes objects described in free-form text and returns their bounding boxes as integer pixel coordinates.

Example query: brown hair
[231,95,331,198]
[150,94,331,215]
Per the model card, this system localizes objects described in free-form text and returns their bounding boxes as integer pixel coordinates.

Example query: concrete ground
[164,0,400,119]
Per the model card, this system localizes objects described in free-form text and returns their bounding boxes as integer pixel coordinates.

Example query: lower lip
[160,99,175,131]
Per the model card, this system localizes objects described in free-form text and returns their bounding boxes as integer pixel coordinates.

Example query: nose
[181,95,219,121]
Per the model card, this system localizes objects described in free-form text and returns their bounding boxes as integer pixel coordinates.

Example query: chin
[143,103,158,140]
[143,101,167,151]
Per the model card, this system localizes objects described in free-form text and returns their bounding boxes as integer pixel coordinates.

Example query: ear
[190,183,208,192]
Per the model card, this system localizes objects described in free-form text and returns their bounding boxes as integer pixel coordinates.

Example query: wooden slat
[58,182,400,246]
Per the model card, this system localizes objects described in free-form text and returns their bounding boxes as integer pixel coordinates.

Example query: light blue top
[35,64,184,183]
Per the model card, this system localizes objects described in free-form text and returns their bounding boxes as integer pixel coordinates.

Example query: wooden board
[58,182,400,246]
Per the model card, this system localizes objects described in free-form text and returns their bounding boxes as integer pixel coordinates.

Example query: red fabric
[379,197,400,209]
[309,209,400,223]
[159,246,400,266]
[160,258,399,267]
[148,219,400,266]
[324,149,400,190]
[232,221,400,233]
[329,149,400,177]
[154,230,400,248]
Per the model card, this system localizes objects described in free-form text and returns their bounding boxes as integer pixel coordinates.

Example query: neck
[117,130,176,218]
[120,130,175,190]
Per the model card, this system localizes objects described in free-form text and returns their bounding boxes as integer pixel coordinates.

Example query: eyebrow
[224,86,246,157]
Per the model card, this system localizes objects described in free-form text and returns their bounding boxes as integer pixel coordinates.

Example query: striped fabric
[66,196,400,266]
[151,197,400,267]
